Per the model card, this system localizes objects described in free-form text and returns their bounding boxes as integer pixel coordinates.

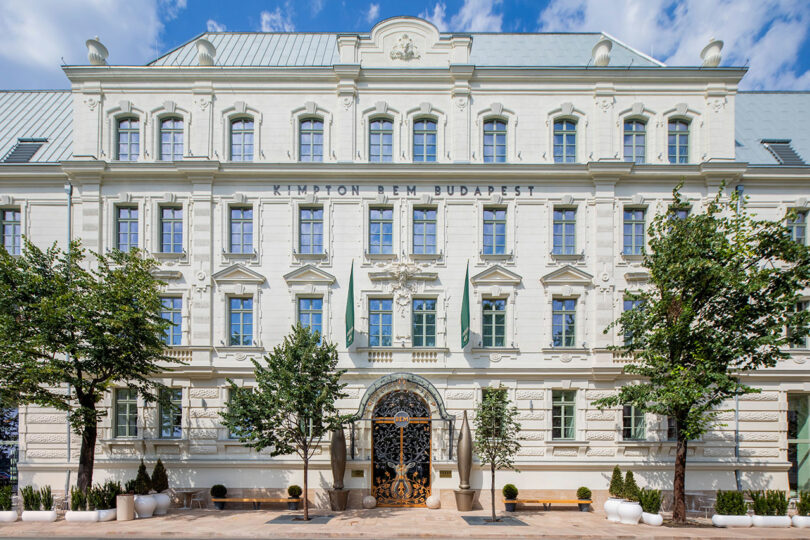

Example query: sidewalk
[0,508,808,539]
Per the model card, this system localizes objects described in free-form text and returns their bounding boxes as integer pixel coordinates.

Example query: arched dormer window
[668,119,689,164]
[623,119,646,164]
[369,117,393,163]
[299,118,324,162]
[412,118,437,162]
[230,117,254,162]
[553,119,577,163]
[117,117,140,161]
[483,119,507,163]
[159,117,184,161]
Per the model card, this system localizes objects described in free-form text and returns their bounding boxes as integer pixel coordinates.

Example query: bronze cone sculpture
[454,410,475,511]
[328,427,349,510]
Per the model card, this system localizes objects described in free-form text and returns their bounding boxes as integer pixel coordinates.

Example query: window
[230,118,254,162]
[298,297,323,338]
[161,297,182,346]
[299,118,324,162]
[160,207,183,253]
[623,405,646,441]
[299,207,323,254]
[114,388,137,438]
[668,120,689,164]
[667,416,678,441]
[412,299,436,347]
[159,117,183,161]
[229,207,253,254]
[368,299,393,347]
[116,206,138,252]
[623,298,643,345]
[623,120,646,164]
[413,208,437,255]
[788,211,807,245]
[369,208,393,255]
[672,207,690,220]
[1,208,21,255]
[483,119,506,163]
[552,208,576,255]
[412,119,437,162]
[623,209,645,255]
[552,390,576,440]
[229,297,253,346]
[789,301,808,349]
[117,118,139,161]
[158,388,182,439]
[553,120,576,163]
[482,208,506,255]
[552,299,576,348]
[482,298,506,348]
[369,118,393,162]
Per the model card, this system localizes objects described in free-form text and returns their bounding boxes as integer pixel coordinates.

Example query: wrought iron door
[372,390,431,506]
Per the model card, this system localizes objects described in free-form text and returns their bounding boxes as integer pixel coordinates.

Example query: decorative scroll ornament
[390,33,421,61]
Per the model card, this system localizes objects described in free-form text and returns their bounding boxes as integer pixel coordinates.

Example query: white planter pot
[641,512,663,526]
[618,501,643,525]
[711,514,752,528]
[65,510,99,522]
[152,493,171,516]
[0,510,18,522]
[792,515,810,528]
[134,494,156,518]
[21,510,57,522]
[97,508,117,522]
[603,497,623,522]
[752,515,791,528]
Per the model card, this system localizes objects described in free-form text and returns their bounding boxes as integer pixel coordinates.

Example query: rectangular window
[159,388,182,439]
[788,211,807,245]
[230,118,254,162]
[552,208,576,255]
[229,297,253,346]
[369,118,393,163]
[161,297,182,346]
[482,208,506,255]
[229,207,253,254]
[298,297,323,338]
[368,299,393,347]
[413,208,437,255]
[369,208,393,255]
[623,298,643,345]
[483,120,507,163]
[227,388,245,440]
[299,207,323,254]
[667,416,678,441]
[482,298,506,348]
[1,208,21,255]
[159,118,183,161]
[412,299,436,347]
[552,390,576,440]
[668,120,689,164]
[114,388,138,438]
[552,298,576,348]
[789,301,808,349]
[623,208,645,255]
[623,405,646,441]
[116,206,138,252]
[623,120,646,164]
[553,120,577,163]
[673,207,690,220]
[413,119,437,162]
[160,206,183,253]
[300,119,324,162]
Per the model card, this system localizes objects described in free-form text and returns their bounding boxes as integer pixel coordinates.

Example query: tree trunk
[303,455,309,521]
[76,406,97,492]
[672,436,688,523]
[490,463,496,522]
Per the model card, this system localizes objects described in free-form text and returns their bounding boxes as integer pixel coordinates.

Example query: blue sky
[1,0,809,90]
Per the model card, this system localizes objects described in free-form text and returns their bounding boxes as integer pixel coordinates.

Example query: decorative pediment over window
[283,265,336,285]
[470,265,522,286]
[540,265,593,286]
[212,264,266,285]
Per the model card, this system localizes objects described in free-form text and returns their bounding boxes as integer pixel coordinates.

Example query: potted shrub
[287,485,302,510]
[617,471,642,525]
[576,487,591,512]
[749,489,790,528]
[65,487,98,522]
[133,460,157,518]
[793,490,810,528]
[502,484,518,512]
[151,459,171,516]
[21,485,57,522]
[97,480,121,521]
[711,490,751,528]
[638,488,662,526]
[0,484,17,522]
[210,484,227,510]
[603,465,624,522]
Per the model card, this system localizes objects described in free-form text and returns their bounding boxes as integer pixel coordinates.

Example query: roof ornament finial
[700,38,723,67]
[196,38,216,66]
[86,36,108,66]
[591,37,612,67]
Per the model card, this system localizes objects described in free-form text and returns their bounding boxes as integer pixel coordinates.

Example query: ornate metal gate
[372,390,431,507]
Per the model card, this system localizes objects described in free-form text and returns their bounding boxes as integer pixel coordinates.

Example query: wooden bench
[506,498,592,511]
[211,497,301,510]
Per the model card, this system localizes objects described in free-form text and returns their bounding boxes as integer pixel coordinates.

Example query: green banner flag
[461,261,470,348]
[346,260,355,347]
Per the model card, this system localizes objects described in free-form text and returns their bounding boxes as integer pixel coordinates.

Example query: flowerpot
[0,510,18,522]
[603,497,623,522]
[752,515,791,528]
[504,501,516,512]
[97,508,117,522]
[21,510,57,522]
[711,514,752,528]
[214,501,225,510]
[792,515,810,528]
[578,503,591,512]
[65,510,99,522]
[153,493,171,516]
[134,494,157,518]
[287,499,299,511]
[117,494,135,521]
[618,501,642,525]
[641,512,663,526]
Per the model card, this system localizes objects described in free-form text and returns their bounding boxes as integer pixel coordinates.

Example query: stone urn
[603,497,622,522]
[134,494,157,518]
[453,411,475,512]
[152,492,171,515]
[362,495,377,509]
[618,500,642,525]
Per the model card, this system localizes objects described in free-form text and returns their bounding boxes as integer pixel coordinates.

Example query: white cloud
[366,3,380,24]
[420,0,502,32]
[207,19,226,32]
[261,3,295,32]
[160,0,187,20]
[310,0,324,16]
[537,0,810,90]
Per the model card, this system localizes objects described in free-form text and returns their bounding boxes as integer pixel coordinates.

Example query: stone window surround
[407,196,445,259]
[149,102,191,161]
[220,195,261,264]
[548,198,584,259]
[291,195,332,264]
[105,102,146,162]
[404,103,446,162]
[152,195,189,258]
[106,196,142,253]
[546,103,586,164]
[220,102,262,162]
[358,287,447,349]
[290,102,333,162]
[362,195,401,261]
[616,102,656,163]
[474,103,516,163]
[476,196,515,263]
[359,101,402,162]
[661,103,701,163]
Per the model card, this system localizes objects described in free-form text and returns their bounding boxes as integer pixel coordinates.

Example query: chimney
[591,37,612,67]
[196,38,216,66]
[86,37,109,66]
[700,39,723,67]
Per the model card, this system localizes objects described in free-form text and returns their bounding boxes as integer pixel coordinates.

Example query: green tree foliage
[220,324,349,521]
[0,485,12,511]
[151,458,169,493]
[473,386,522,522]
[622,471,639,502]
[715,490,747,516]
[0,241,184,490]
[595,187,810,522]
[608,465,624,498]
[638,488,661,514]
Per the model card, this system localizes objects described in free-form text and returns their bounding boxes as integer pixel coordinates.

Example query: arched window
[668,120,689,164]
[230,118,254,162]
[623,120,646,164]
[483,119,507,163]
[160,117,183,161]
[412,119,437,162]
[369,118,393,162]
[117,118,139,161]
[553,119,576,163]
[299,118,324,162]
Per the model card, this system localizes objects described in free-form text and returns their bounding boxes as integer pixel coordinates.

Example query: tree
[0,240,182,490]
[220,323,349,521]
[595,187,810,522]
[473,387,522,522]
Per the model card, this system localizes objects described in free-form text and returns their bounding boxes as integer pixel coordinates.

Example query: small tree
[608,465,624,498]
[220,324,348,521]
[151,458,169,493]
[473,386,521,522]
[134,459,152,495]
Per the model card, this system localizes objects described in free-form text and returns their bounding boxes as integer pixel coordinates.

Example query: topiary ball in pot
[576,487,592,512]
[502,484,518,511]
[287,485,302,510]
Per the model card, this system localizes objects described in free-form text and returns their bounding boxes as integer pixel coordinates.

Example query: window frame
[789,301,809,349]
[160,296,182,346]
[553,118,577,163]
[116,117,140,162]
[299,117,324,162]
[622,405,646,441]
[622,207,646,256]
[114,388,138,439]
[552,390,576,440]
[159,116,184,161]
[482,206,507,256]
[229,117,255,162]
[623,119,646,164]
[482,118,507,164]
[667,119,690,164]
[159,205,183,254]
[412,117,438,163]
[552,298,577,348]
[298,297,323,340]
[552,207,577,255]
[368,298,393,347]
[0,207,21,256]
[228,296,254,347]
[298,206,324,255]
[412,298,437,348]
[481,297,507,348]
[115,205,139,252]
[229,206,254,254]
[788,210,807,246]
[368,206,394,255]
[412,207,438,255]
[368,116,394,163]
[158,387,183,439]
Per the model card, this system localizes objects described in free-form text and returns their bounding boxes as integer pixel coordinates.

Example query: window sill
[365,252,397,260]
[541,348,588,353]
[471,347,520,354]
[295,252,328,261]
[548,440,589,446]
[410,252,442,260]
[223,251,257,262]
[153,251,186,260]
[550,252,585,262]
[215,346,264,353]
[620,253,644,262]
[480,253,513,261]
